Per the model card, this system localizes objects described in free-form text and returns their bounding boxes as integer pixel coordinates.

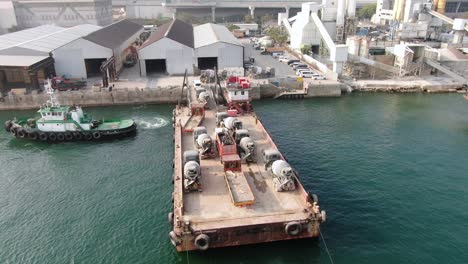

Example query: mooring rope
[320,230,335,264]
[186,249,190,264]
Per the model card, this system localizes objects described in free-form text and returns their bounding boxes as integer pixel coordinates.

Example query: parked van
[300,71,315,78]
[287,59,300,65]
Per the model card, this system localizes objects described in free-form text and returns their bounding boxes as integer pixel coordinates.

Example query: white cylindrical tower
[337,0,345,25]
[347,0,356,18]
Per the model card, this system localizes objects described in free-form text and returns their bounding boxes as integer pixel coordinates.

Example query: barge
[169,75,326,251]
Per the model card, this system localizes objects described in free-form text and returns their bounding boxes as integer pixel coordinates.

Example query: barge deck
[170,83,325,251]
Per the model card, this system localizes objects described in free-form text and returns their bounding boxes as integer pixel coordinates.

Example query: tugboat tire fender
[73,132,83,140]
[194,234,210,251]
[48,133,57,141]
[285,221,302,236]
[57,133,65,141]
[64,133,73,141]
[84,133,93,141]
[17,129,26,138]
[39,132,47,141]
[29,132,38,140]
[169,231,180,247]
[4,120,12,132]
[92,131,101,139]
[10,127,17,136]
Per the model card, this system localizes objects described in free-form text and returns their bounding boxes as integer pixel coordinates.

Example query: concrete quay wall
[0,84,279,110]
[305,83,342,97]
[0,88,182,110]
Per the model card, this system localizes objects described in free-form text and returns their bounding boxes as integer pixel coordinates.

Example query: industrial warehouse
[0,19,143,94]
[0,18,243,94]
[138,19,243,76]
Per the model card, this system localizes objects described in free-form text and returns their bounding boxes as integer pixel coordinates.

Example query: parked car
[296,68,313,76]
[289,62,301,67]
[293,64,308,70]
[287,59,300,65]
[278,56,290,62]
[311,74,326,80]
[272,52,283,58]
[300,71,315,78]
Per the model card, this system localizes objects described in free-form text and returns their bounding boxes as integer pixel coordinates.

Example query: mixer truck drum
[285,221,302,236]
[194,234,210,251]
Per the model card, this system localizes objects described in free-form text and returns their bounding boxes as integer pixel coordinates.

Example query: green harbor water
[0,93,467,263]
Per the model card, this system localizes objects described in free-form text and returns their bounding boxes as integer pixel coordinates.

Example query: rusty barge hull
[171,98,324,252]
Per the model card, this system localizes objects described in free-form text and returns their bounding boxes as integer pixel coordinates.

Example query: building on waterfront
[138,19,243,76]
[13,0,113,29]
[54,19,143,79]
[0,20,142,93]
[194,23,243,70]
[139,19,195,76]
[0,24,100,93]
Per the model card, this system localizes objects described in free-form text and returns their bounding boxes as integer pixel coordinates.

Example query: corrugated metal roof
[83,20,142,49]
[194,23,242,48]
[0,55,49,67]
[0,24,101,53]
[0,25,64,50]
[140,19,194,50]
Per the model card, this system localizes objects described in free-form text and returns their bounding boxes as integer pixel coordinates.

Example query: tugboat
[4,79,137,142]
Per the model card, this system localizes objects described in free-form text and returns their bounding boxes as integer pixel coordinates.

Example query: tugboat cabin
[38,106,70,121]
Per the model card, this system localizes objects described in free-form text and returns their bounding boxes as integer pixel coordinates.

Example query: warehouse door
[85,58,107,77]
[198,57,218,70]
[145,59,166,75]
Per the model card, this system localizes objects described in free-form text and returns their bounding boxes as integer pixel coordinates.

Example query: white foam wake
[134,117,169,129]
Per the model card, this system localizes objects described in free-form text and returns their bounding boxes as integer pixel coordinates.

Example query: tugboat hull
[5,120,137,142]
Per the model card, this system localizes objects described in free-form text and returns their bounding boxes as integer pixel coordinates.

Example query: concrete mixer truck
[183,150,202,192]
[269,160,296,192]
[193,126,215,159]
[239,136,256,163]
